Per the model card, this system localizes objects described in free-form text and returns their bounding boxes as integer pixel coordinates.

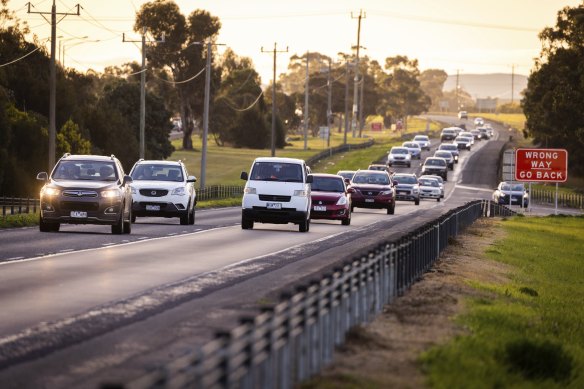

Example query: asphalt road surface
[0,115,513,388]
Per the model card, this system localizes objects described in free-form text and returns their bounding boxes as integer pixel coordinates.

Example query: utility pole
[123,30,164,160]
[28,1,80,171]
[304,51,309,151]
[511,64,515,105]
[327,58,333,148]
[344,61,350,145]
[358,73,365,137]
[455,69,461,111]
[351,9,366,137]
[261,43,288,157]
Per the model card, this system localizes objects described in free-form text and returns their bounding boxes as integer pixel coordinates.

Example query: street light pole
[201,41,211,189]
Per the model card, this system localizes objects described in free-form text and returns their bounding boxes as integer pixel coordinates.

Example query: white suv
[129,160,197,225]
[240,157,313,232]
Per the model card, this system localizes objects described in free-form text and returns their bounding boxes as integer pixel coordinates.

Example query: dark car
[368,164,392,174]
[421,157,448,181]
[36,154,133,234]
[438,143,460,163]
[310,173,353,225]
[434,150,455,170]
[337,170,356,185]
[440,128,457,142]
[349,170,396,214]
[492,181,529,207]
[392,173,420,205]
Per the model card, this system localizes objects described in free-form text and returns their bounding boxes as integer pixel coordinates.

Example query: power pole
[351,9,366,137]
[261,43,288,157]
[359,73,365,137]
[304,51,309,151]
[200,41,225,189]
[344,61,350,145]
[28,1,80,171]
[455,69,461,111]
[511,64,515,105]
[327,58,333,148]
[123,30,164,160]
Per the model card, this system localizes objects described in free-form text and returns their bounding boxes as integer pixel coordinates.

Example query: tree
[135,1,222,150]
[419,69,448,111]
[522,4,584,175]
[57,119,91,155]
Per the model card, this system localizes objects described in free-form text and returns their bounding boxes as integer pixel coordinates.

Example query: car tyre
[299,217,310,232]
[387,204,395,215]
[407,162,411,168]
[39,215,59,232]
[437,197,441,202]
[341,212,351,226]
[241,216,254,230]
[111,211,124,234]
[414,198,420,206]
[188,207,195,225]
[123,209,132,234]
[131,214,136,223]
[179,211,189,225]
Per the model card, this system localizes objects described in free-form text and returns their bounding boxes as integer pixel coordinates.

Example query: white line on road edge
[455,184,494,193]
[59,249,74,253]
[5,257,24,261]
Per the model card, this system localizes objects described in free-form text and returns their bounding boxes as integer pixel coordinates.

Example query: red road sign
[515,148,568,182]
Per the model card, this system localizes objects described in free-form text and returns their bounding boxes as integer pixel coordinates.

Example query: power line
[0,41,48,67]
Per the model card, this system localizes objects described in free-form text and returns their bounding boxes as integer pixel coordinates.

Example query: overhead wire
[219,90,264,112]
[152,67,206,84]
[0,40,48,68]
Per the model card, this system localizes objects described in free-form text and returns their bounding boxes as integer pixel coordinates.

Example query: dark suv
[37,154,133,234]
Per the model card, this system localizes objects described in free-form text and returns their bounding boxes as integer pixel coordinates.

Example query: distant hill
[443,73,528,102]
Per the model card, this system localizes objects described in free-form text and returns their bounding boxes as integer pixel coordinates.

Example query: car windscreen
[53,161,118,181]
[394,175,416,184]
[419,179,439,187]
[435,152,451,159]
[425,159,446,166]
[391,148,407,154]
[250,162,303,182]
[402,143,419,148]
[337,172,354,180]
[311,177,345,192]
[131,164,184,182]
[440,145,456,150]
[352,173,390,185]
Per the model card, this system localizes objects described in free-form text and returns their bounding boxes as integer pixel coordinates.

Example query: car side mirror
[37,172,48,181]
[306,174,314,184]
[123,175,133,185]
[240,171,248,181]
[187,175,197,183]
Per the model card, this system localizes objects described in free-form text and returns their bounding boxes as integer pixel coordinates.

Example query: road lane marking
[59,249,74,253]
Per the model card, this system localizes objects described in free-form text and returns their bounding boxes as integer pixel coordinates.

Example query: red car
[310,173,353,225]
[350,170,396,214]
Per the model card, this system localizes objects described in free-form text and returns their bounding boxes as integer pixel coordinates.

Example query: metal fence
[197,185,244,202]
[109,200,514,389]
[0,197,39,216]
[530,188,584,209]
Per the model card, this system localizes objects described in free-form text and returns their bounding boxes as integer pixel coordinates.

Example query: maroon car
[350,170,396,214]
[310,173,353,225]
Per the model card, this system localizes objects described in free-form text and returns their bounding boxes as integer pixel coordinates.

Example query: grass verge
[0,212,39,228]
[421,215,584,388]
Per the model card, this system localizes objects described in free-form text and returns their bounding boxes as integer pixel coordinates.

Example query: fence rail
[530,188,584,209]
[0,197,39,216]
[110,200,514,389]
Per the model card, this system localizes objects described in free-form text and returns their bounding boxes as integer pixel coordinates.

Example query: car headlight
[171,187,186,196]
[131,186,137,195]
[42,187,60,197]
[336,196,348,205]
[244,187,256,194]
[413,188,419,194]
[293,189,308,197]
[380,190,394,196]
[101,189,121,198]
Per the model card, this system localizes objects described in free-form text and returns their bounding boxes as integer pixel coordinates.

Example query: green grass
[421,216,584,388]
[474,113,526,131]
[0,212,39,228]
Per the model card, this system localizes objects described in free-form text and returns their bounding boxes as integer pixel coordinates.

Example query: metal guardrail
[197,185,244,202]
[107,200,514,389]
[305,139,375,167]
[530,188,584,209]
[0,197,39,216]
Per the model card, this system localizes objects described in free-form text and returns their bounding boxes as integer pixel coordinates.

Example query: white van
[240,157,313,232]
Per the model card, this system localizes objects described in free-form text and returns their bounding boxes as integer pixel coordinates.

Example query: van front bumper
[242,208,308,224]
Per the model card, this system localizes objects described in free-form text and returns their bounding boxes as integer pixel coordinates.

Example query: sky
[8,0,583,84]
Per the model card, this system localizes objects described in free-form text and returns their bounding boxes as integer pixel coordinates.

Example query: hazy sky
[10,0,582,83]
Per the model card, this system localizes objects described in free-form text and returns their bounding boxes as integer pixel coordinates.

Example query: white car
[401,141,422,159]
[241,157,313,232]
[129,160,197,225]
[419,174,445,198]
[387,147,412,167]
[418,177,442,202]
[474,117,484,126]
[412,135,431,151]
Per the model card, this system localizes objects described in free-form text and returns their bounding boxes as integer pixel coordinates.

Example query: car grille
[358,189,381,196]
[259,194,291,202]
[62,190,98,198]
[140,189,169,197]
[313,199,338,206]
[60,201,99,211]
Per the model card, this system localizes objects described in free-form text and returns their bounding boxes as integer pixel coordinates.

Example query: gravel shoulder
[302,218,510,388]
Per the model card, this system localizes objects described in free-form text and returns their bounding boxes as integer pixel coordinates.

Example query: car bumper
[310,204,350,220]
[395,190,419,201]
[242,208,308,224]
[40,197,123,225]
[352,194,395,209]
[388,159,410,166]
[132,201,190,217]
[420,191,441,199]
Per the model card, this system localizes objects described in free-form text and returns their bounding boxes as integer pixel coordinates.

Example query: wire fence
[530,188,584,209]
[106,200,514,389]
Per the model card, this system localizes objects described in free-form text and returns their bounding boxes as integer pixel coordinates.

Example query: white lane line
[6,257,24,261]
[167,233,178,236]
[101,243,115,247]
[137,237,149,240]
[455,184,493,193]
[59,249,74,253]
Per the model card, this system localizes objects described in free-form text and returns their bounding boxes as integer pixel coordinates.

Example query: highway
[0,115,509,388]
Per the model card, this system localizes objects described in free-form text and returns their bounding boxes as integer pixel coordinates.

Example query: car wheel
[414,198,420,206]
[189,207,195,225]
[341,211,351,226]
[299,217,310,232]
[387,204,395,215]
[241,215,253,230]
[179,211,189,225]
[351,205,355,213]
[407,162,411,168]
[131,214,136,223]
[443,174,448,181]
[437,197,441,202]
[123,208,132,234]
[111,211,124,234]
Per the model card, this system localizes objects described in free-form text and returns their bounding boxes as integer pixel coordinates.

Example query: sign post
[515,148,568,214]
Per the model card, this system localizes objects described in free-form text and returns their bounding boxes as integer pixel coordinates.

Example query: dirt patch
[303,218,510,388]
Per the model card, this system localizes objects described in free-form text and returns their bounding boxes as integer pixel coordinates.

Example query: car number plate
[70,211,87,218]
[397,190,407,194]
[313,205,326,211]
[267,203,282,210]
[365,199,375,203]
[146,205,160,211]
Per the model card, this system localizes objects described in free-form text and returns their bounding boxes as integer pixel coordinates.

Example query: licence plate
[146,205,161,211]
[70,211,87,218]
[365,199,375,203]
[313,205,326,211]
[267,203,282,210]
[397,191,407,194]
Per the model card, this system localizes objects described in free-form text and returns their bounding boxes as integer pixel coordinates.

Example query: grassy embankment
[2,117,441,228]
[422,215,584,388]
